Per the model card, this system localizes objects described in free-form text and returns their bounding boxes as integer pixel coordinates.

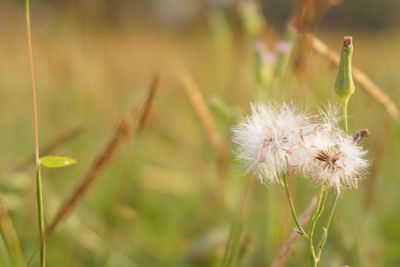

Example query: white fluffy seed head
[302,105,368,193]
[231,103,313,183]
[302,125,369,193]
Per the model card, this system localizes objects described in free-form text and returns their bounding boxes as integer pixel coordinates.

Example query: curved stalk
[282,175,307,237]
[307,186,328,265]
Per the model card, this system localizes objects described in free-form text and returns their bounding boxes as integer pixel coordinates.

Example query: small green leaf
[40,156,77,168]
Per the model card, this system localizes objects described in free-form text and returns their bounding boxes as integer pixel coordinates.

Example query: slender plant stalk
[282,175,329,265]
[25,0,46,266]
[282,175,307,236]
[316,194,339,259]
[307,186,328,266]
[35,167,45,267]
[309,187,327,240]
[341,97,350,133]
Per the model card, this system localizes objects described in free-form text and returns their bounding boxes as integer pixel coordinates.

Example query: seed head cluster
[232,103,368,193]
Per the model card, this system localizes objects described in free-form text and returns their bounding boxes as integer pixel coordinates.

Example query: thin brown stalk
[114,73,162,202]
[14,124,86,171]
[0,199,25,267]
[271,197,317,267]
[45,78,159,236]
[309,35,399,120]
[25,0,40,165]
[176,70,229,196]
[138,72,161,129]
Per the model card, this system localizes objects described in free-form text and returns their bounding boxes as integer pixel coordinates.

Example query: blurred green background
[0,0,400,266]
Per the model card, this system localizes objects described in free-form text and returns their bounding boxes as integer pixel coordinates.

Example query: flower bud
[334,36,355,99]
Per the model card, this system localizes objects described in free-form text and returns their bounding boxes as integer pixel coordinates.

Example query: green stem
[317,194,339,259]
[36,166,46,267]
[282,175,307,237]
[307,186,327,266]
[25,0,46,266]
[341,97,350,134]
[310,190,327,235]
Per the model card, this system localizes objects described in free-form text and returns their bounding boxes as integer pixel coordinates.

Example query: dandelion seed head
[232,103,311,183]
[304,129,368,193]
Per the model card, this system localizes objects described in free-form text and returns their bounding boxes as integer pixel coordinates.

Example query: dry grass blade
[14,124,86,171]
[45,74,160,237]
[139,72,161,129]
[0,199,25,267]
[176,70,229,195]
[271,197,317,267]
[310,35,399,120]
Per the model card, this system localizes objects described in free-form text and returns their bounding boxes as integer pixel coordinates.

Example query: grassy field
[0,1,400,266]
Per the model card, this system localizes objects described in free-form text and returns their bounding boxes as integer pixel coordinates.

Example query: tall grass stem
[36,167,45,267]
[24,0,46,266]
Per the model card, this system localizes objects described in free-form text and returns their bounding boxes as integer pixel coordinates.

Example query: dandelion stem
[307,186,328,266]
[341,97,350,134]
[282,174,307,237]
[309,187,327,239]
[317,194,339,259]
[25,0,46,266]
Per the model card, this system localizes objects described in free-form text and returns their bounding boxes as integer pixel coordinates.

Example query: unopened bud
[335,36,355,99]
